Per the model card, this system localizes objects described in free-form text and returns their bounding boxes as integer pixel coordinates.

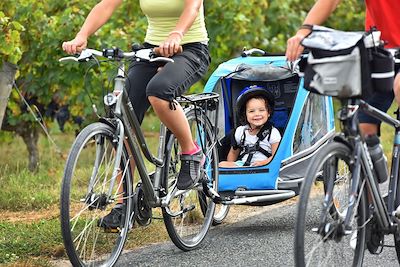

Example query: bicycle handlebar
[59,47,175,63]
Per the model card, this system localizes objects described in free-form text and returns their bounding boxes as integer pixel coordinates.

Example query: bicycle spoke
[162,107,217,251]
[295,142,367,266]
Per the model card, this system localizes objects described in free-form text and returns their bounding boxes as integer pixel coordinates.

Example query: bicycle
[59,46,220,266]
[294,33,400,265]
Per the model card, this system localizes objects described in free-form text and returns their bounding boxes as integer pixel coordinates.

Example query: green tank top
[139,0,208,45]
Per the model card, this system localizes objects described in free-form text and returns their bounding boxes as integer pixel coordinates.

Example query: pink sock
[182,143,201,155]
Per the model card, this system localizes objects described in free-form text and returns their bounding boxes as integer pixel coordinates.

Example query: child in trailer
[219,86,281,168]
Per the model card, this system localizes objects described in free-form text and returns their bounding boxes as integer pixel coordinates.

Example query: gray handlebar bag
[300,26,377,99]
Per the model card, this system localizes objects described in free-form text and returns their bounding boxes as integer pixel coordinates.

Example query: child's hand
[251,158,272,167]
[251,161,264,167]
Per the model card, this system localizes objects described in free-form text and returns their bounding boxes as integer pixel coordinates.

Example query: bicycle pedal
[103,227,120,233]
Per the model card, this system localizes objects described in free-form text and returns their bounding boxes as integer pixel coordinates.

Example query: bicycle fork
[347,139,391,233]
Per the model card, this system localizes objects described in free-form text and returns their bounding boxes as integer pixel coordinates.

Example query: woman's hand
[62,34,88,55]
[286,31,310,62]
[159,32,183,57]
[285,27,312,62]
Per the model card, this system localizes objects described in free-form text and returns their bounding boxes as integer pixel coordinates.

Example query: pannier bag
[300,26,394,99]
[370,47,395,93]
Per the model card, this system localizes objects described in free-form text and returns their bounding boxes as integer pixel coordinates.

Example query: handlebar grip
[131,43,145,52]
[153,46,183,56]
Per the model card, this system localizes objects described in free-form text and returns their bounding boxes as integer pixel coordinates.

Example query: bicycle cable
[82,57,103,118]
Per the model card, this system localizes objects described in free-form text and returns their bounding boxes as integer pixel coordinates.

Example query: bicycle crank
[133,182,152,226]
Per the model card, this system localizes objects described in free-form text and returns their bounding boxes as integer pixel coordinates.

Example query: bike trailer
[203,49,335,205]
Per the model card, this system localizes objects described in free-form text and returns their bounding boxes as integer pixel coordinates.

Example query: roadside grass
[0,113,170,265]
[0,215,169,266]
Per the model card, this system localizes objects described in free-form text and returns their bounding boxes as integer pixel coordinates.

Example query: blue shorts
[358,90,394,125]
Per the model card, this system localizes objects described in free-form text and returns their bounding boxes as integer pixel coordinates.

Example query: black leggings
[125,42,211,123]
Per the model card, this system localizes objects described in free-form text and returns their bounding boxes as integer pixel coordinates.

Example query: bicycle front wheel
[212,204,230,225]
[60,122,133,267]
[162,107,218,251]
[295,142,367,267]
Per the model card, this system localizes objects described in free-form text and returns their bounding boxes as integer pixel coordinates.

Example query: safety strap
[237,122,273,166]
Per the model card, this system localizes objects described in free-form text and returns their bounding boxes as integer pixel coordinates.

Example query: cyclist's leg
[148,97,195,152]
[147,43,211,189]
[358,89,394,136]
[126,59,159,123]
[393,68,400,106]
[99,140,136,229]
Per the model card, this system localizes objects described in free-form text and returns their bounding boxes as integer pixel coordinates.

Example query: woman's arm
[285,0,342,61]
[159,0,203,56]
[62,0,123,54]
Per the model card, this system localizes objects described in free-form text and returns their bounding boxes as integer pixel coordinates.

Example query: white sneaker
[350,231,357,250]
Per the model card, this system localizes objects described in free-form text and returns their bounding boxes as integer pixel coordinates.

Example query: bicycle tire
[161,107,218,251]
[295,142,367,267]
[60,122,133,266]
[212,204,230,226]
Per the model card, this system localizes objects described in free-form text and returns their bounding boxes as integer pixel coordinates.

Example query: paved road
[116,201,399,267]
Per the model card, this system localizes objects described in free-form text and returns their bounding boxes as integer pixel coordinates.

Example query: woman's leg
[394,72,400,106]
[146,43,210,189]
[148,96,195,152]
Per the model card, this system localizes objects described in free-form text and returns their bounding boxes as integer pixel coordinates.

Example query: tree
[0,1,145,171]
[0,10,23,129]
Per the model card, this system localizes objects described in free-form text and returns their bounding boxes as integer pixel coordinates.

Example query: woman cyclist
[62,0,210,228]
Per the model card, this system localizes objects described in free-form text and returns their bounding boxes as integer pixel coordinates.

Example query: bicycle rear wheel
[295,142,367,267]
[60,122,133,266]
[162,107,218,251]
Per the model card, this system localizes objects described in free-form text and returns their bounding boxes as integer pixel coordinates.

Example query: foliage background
[1,0,365,137]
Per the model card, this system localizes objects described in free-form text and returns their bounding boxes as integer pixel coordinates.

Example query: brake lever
[59,56,79,62]
[59,49,96,62]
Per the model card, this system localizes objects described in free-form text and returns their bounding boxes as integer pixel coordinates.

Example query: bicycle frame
[60,47,222,264]
[102,59,220,209]
[338,99,400,234]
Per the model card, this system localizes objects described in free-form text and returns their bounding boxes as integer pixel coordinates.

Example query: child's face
[245,98,270,128]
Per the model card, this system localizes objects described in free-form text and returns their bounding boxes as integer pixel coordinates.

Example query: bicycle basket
[300,26,382,99]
